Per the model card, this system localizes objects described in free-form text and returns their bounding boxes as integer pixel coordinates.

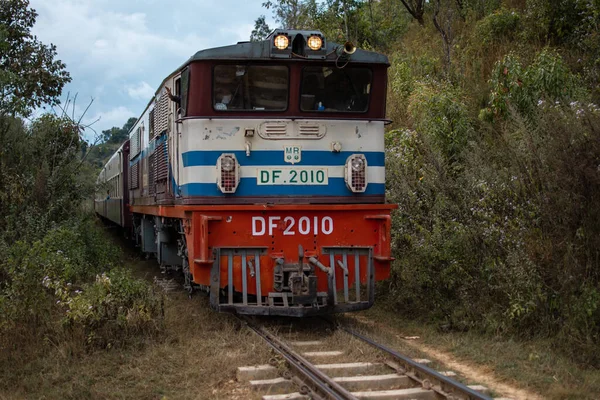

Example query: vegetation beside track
[255,0,600,367]
[352,305,600,400]
[380,2,600,366]
[1,0,600,397]
[0,1,166,391]
[0,274,272,399]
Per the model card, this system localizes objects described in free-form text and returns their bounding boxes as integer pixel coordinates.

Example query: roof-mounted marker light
[307,35,323,50]
[274,34,289,50]
[345,154,368,193]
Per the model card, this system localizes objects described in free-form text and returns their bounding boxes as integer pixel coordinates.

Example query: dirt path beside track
[347,314,543,400]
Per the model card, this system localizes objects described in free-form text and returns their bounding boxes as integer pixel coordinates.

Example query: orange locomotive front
[199,205,393,315]
[132,204,394,316]
[98,30,396,316]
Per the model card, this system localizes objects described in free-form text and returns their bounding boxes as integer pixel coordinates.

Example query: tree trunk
[433,0,452,73]
[343,0,350,40]
[399,0,425,26]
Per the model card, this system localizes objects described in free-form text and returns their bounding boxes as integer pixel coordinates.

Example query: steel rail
[240,316,358,400]
[338,324,493,400]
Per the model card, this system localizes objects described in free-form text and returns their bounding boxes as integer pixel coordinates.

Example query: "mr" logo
[284,145,301,164]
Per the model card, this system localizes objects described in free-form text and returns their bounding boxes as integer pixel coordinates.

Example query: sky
[28,0,275,141]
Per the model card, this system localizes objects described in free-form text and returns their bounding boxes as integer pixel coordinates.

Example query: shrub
[408,80,473,164]
[474,8,521,46]
[62,268,164,347]
[386,84,600,363]
[387,57,413,127]
[0,219,163,348]
[386,51,442,128]
[481,48,583,121]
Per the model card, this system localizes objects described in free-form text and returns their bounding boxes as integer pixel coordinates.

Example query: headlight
[307,35,322,50]
[351,157,364,172]
[274,34,289,50]
[221,156,235,172]
[217,154,240,193]
[345,154,368,193]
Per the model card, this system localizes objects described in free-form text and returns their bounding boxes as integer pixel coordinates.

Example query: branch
[399,0,425,26]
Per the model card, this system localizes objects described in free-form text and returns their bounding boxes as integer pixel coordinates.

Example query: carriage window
[213,65,288,111]
[300,67,372,112]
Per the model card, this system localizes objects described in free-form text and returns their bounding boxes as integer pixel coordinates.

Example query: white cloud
[84,106,135,140]
[27,0,276,134]
[126,81,155,100]
[31,2,205,79]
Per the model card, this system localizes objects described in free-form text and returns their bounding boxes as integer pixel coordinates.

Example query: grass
[0,258,273,400]
[4,226,599,399]
[346,303,600,400]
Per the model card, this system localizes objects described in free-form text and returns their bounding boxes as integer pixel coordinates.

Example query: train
[95,30,396,316]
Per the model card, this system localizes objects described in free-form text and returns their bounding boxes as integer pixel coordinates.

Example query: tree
[87,117,137,168]
[250,15,271,41]
[399,0,426,26]
[0,0,71,117]
[432,0,453,72]
[101,117,136,144]
[262,0,317,29]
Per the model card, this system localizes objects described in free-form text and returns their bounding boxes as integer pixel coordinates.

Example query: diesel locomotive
[95,30,396,316]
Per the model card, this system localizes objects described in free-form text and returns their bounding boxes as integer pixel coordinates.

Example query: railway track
[150,274,507,399]
[237,316,506,400]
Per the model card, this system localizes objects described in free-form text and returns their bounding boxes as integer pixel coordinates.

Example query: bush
[481,48,583,121]
[408,80,473,164]
[386,90,600,364]
[0,219,163,348]
[61,268,164,347]
[474,7,521,46]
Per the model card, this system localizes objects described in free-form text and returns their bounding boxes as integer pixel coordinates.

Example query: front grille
[263,123,287,136]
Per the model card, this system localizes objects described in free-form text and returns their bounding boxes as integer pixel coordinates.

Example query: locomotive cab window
[300,67,372,112]
[213,65,288,111]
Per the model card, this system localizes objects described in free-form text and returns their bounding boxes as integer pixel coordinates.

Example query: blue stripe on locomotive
[130,144,385,197]
[180,179,385,197]
[182,150,385,167]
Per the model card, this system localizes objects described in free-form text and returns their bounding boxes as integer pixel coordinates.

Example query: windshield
[300,67,372,112]
[213,65,288,111]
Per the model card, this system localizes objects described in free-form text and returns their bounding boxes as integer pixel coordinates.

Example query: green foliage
[387,99,600,363]
[0,110,160,348]
[397,0,425,26]
[1,219,118,322]
[101,117,136,144]
[63,268,163,346]
[383,0,600,365]
[250,15,271,41]
[0,110,162,349]
[481,49,582,121]
[461,0,502,19]
[262,0,317,29]
[86,117,137,169]
[257,0,409,49]
[473,7,520,46]
[0,114,94,244]
[408,81,473,163]
[0,219,163,346]
[523,0,599,45]
[0,0,71,116]
[0,1,161,355]
[481,53,528,120]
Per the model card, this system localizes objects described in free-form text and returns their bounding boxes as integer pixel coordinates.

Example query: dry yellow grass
[0,286,273,399]
[349,305,600,400]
